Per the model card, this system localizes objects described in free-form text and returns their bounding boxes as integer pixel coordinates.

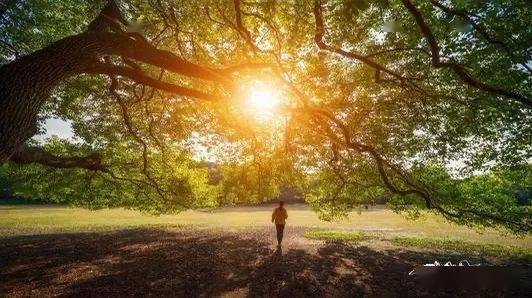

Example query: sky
[33,118,74,142]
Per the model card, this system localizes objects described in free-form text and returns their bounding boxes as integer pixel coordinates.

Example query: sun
[246,81,280,117]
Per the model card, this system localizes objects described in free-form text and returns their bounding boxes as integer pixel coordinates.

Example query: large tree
[0,0,231,163]
[0,0,530,232]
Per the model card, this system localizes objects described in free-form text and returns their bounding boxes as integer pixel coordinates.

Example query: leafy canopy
[0,0,530,232]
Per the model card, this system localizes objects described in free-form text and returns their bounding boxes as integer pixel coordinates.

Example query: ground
[1,204,531,296]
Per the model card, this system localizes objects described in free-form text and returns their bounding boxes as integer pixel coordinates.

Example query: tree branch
[401,0,531,106]
[313,0,416,85]
[85,1,232,86]
[108,76,172,204]
[430,0,531,73]
[86,62,220,101]
[88,0,128,33]
[9,145,108,172]
[233,0,254,49]
[85,32,232,87]
[273,61,529,232]
[433,204,531,233]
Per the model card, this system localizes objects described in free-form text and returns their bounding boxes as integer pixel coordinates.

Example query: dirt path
[0,227,529,297]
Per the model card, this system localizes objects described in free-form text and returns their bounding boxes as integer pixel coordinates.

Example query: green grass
[1,204,530,252]
[391,236,532,263]
[301,230,532,263]
[305,230,368,242]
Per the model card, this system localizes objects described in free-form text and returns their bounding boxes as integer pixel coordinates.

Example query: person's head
[279,201,284,207]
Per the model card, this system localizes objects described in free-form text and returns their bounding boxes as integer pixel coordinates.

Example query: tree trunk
[0,32,106,162]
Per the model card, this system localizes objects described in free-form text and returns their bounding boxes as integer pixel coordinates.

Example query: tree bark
[10,145,107,171]
[0,32,105,163]
[0,24,228,164]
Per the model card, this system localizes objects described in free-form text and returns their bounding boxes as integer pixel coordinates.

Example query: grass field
[1,204,531,296]
[1,204,530,249]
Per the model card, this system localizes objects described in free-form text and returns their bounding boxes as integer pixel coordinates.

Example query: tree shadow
[0,228,529,297]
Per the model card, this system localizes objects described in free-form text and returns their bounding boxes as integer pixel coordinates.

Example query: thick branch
[9,145,107,171]
[0,0,231,165]
[86,32,232,87]
[401,0,531,106]
[86,62,220,101]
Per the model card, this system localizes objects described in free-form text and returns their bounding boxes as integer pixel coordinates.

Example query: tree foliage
[0,0,530,232]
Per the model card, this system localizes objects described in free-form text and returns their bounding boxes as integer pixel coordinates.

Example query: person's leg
[276,224,285,245]
[275,224,281,245]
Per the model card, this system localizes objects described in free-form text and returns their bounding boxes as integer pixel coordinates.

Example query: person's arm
[284,209,288,219]
[272,209,276,223]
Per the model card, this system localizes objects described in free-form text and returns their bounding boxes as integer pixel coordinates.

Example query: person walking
[271,201,288,247]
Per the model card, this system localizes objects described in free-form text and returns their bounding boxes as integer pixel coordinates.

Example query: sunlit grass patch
[392,236,532,263]
[305,230,369,242]
[1,205,531,252]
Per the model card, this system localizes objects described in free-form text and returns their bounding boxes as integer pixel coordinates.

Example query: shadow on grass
[0,228,529,297]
